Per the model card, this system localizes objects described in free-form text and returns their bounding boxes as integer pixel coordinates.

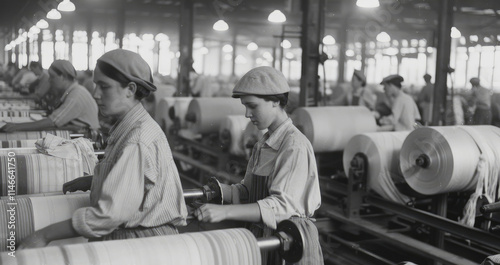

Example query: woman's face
[93,67,132,119]
[240,95,277,130]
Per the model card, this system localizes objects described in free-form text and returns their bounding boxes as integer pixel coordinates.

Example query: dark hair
[387,80,402,89]
[49,66,75,81]
[256,93,289,108]
[29,61,42,70]
[96,61,151,100]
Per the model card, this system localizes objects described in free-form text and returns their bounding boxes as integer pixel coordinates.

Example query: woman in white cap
[0,60,99,133]
[20,49,187,247]
[195,66,323,265]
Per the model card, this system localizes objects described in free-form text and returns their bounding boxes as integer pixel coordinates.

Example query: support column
[360,40,366,73]
[68,24,74,62]
[86,18,92,70]
[116,1,125,49]
[177,0,194,96]
[337,2,350,85]
[299,0,325,107]
[37,30,43,63]
[431,0,454,126]
[231,32,237,76]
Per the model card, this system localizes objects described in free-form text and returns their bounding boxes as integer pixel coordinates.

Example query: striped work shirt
[48,82,100,129]
[72,103,188,238]
[236,118,321,230]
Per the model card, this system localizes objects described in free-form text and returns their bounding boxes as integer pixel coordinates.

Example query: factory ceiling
[1,0,500,48]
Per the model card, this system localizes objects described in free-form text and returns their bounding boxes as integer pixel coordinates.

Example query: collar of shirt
[59,82,79,102]
[106,103,146,145]
[261,118,293,150]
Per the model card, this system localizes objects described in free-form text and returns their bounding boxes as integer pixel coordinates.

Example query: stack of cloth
[0,134,97,196]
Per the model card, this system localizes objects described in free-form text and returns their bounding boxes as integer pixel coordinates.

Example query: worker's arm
[194,203,261,223]
[0,118,56,132]
[18,219,79,249]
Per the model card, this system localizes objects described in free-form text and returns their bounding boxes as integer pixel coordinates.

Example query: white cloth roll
[343,132,411,204]
[400,126,481,195]
[292,106,377,152]
[242,122,267,160]
[1,228,261,265]
[219,115,249,156]
[186,98,245,134]
[154,97,176,132]
[174,98,193,129]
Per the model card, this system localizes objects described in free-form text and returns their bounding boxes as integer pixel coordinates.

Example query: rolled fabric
[186,98,245,135]
[1,228,261,265]
[0,131,71,141]
[292,106,377,152]
[0,140,37,148]
[0,153,85,196]
[0,193,90,251]
[154,97,176,133]
[343,132,411,204]
[400,126,482,195]
[219,115,250,156]
[242,122,267,160]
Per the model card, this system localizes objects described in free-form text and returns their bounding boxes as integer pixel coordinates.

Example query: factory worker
[0,60,99,133]
[194,66,323,265]
[20,49,187,248]
[378,74,421,131]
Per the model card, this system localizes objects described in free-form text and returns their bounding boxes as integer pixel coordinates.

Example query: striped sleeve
[72,143,145,238]
[49,96,83,127]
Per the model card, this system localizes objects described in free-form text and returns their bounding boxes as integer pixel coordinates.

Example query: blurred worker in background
[378,74,421,131]
[470,77,492,125]
[417,74,434,125]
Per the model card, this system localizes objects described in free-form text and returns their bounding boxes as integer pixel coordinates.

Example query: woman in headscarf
[194,66,323,265]
[19,49,187,247]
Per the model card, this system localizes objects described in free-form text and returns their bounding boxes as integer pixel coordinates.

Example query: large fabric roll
[154,97,176,133]
[1,228,261,265]
[343,132,411,204]
[400,126,484,195]
[0,131,71,141]
[242,122,267,160]
[292,106,377,152]
[186,98,245,135]
[219,115,249,156]
[0,193,90,251]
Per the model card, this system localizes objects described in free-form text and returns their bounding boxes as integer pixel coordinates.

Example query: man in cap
[470,77,492,125]
[417,74,434,125]
[332,69,376,110]
[195,66,323,265]
[378,74,421,131]
[0,60,99,133]
[20,50,187,247]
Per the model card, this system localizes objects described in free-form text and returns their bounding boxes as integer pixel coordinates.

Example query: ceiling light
[356,0,380,8]
[450,27,461,39]
[5,44,12,51]
[200,47,209,55]
[281,39,291,49]
[47,9,61,19]
[247,42,258,51]
[155,33,169,42]
[376,32,391,43]
[322,35,336,45]
[57,0,76,12]
[222,44,233,53]
[268,10,286,23]
[29,26,41,34]
[213,20,229,31]
[36,19,49,29]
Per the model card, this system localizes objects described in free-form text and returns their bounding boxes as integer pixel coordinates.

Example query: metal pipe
[183,189,204,199]
[256,237,281,251]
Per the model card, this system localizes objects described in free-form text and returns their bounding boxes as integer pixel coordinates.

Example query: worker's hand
[63,176,93,194]
[0,123,18,133]
[18,231,49,250]
[194,204,228,223]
